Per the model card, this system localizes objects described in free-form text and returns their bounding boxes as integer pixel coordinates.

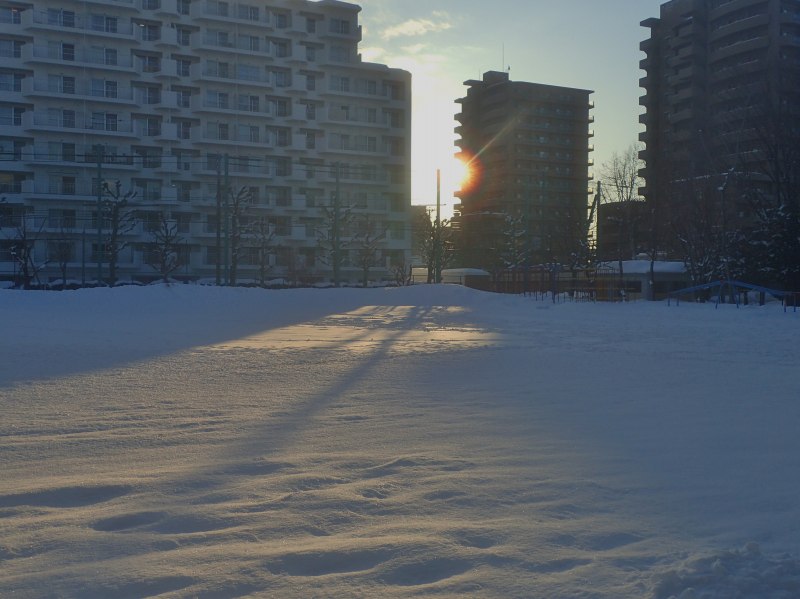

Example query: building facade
[453,71,594,271]
[0,0,411,286]
[639,0,800,214]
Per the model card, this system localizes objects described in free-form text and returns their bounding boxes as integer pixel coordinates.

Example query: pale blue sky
[356,0,665,212]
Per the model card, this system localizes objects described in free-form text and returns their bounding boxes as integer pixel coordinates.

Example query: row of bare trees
[3,177,402,288]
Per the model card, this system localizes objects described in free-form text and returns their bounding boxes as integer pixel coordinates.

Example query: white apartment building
[0,0,411,286]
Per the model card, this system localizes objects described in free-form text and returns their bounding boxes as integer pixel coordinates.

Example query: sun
[438,155,472,195]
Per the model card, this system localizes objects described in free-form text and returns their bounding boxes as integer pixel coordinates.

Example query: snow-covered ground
[1,285,798,598]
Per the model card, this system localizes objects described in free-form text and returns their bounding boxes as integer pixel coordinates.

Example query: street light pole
[94,144,104,284]
[435,168,441,284]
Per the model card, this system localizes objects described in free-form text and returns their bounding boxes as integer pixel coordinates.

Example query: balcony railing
[30,10,135,36]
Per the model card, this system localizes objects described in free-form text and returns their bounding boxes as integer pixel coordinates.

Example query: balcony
[28,10,136,39]
[26,79,137,105]
[29,112,135,137]
[25,44,135,71]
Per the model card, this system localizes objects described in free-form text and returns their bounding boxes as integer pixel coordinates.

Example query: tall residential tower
[639,0,800,204]
[0,0,411,286]
[454,71,594,270]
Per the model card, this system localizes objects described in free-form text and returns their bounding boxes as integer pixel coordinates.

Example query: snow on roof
[441,268,491,276]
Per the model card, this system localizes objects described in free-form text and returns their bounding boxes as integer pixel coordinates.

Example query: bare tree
[51,225,75,290]
[227,186,254,287]
[500,209,531,289]
[414,209,454,283]
[316,194,354,287]
[146,212,185,283]
[599,144,645,292]
[353,214,386,287]
[101,180,137,285]
[8,208,48,289]
[247,217,278,287]
[390,259,412,286]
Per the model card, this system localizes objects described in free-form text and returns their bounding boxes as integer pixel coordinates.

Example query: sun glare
[439,156,472,194]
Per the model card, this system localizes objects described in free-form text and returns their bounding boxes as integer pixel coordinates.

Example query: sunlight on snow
[206,305,500,354]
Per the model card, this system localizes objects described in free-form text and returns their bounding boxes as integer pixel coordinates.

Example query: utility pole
[94,144,104,284]
[215,159,222,285]
[81,226,86,287]
[223,153,230,285]
[333,162,341,287]
[434,168,441,284]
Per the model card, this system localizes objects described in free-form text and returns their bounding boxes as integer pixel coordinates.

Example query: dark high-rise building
[639,0,800,206]
[453,71,594,270]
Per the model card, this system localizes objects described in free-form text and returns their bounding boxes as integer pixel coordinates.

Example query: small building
[595,260,689,301]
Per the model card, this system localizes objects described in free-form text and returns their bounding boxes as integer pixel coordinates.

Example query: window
[145,117,161,136]
[140,23,160,41]
[209,0,228,16]
[48,9,76,28]
[0,40,23,58]
[62,143,76,162]
[305,46,316,61]
[61,176,76,195]
[276,128,290,147]
[356,78,377,95]
[177,27,191,45]
[239,35,259,52]
[62,110,75,128]
[331,76,350,92]
[274,69,290,87]
[208,59,229,78]
[176,58,191,77]
[208,29,230,47]
[175,120,191,139]
[105,48,118,65]
[239,124,259,142]
[49,209,77,229]
[91,78,117,98]
[330,18,350,34]
[91,15,118,33]
[138,85,160,104]
[177,0,190,15]
[306,132,315,149]
[306,74,316,91]
[216,123,229,140]
[237,4,259,20]
[140,55,160,72]
[305,103,316,119]
[206,90,229,108]
[236,63,259,81]
[272,39,289,57]
[48,75,75,94]
[143,0,160,9]
[238,94,259,112]
[175,182,192,202]
[61,76,75,94]
[275,98,289,116]
[176,89,191,108]
[306,18,316,33]
[61,43,75,61]
[274,11,288,28]
[0,7,21,24]
[0,72,23,92]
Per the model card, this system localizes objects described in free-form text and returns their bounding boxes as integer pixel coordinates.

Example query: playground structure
[668,280,799,312]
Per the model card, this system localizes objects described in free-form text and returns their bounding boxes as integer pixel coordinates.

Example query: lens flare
[455,151,482,194]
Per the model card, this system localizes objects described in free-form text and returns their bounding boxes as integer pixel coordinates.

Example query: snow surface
[1,285,799,599]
